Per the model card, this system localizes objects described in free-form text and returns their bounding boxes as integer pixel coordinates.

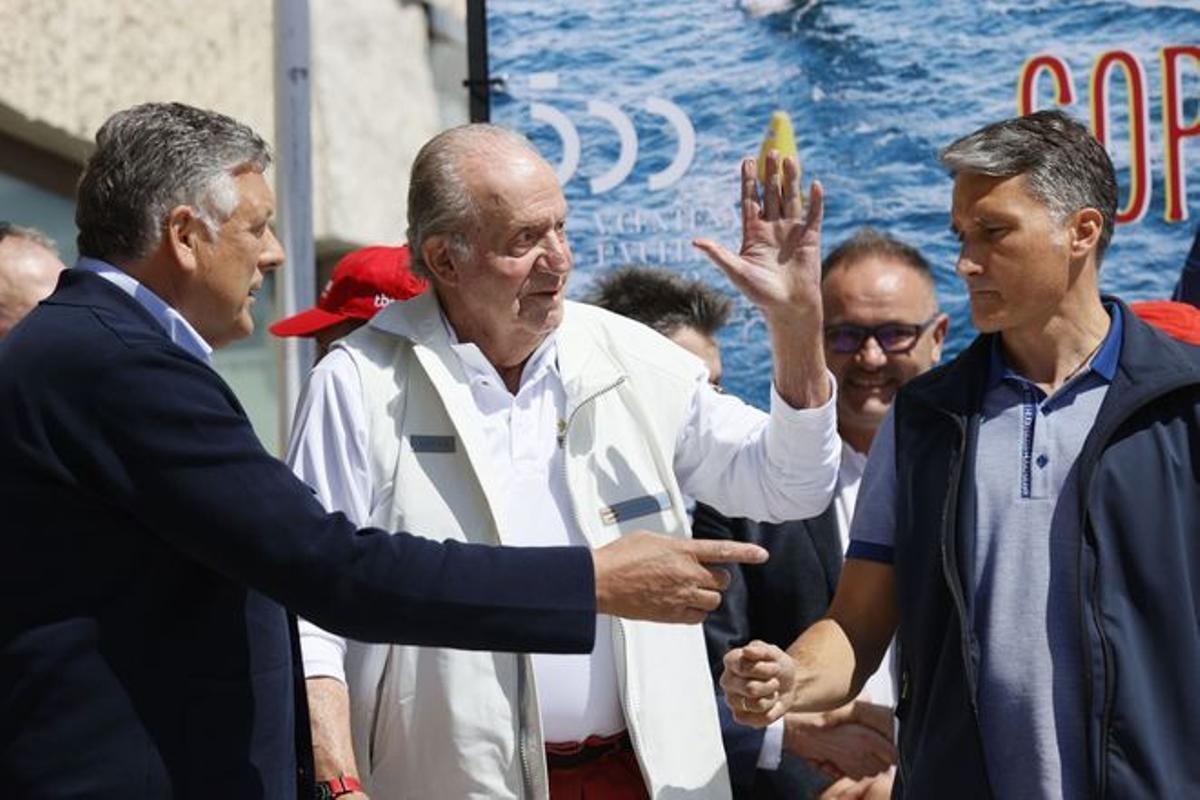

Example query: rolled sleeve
[298,619,350,681]
[285,348,371,680]
[676,370,839,523]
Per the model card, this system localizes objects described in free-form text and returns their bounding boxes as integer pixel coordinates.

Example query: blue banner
[486,0,1200,406]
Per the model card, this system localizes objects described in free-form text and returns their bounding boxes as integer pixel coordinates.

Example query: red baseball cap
[1130,300,1200,346]
[269,244,426,337]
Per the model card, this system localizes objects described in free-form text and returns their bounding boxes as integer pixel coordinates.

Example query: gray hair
[406,123,544,280]
[76,102,271,263]
[939,110,1118,261]
[0,222,58,254]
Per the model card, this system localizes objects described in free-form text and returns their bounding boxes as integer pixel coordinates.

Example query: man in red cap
[270,244,426,360]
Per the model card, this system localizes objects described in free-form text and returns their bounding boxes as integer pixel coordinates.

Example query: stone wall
[0,0,469,247]
[0,0,276,165]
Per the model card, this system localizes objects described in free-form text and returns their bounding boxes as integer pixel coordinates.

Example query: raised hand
[593,532,768,624]
[694,152,830,409]
[693,152,824,321]
[720,639,797,726]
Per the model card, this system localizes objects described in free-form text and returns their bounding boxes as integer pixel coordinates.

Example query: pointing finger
[684,539,769,566]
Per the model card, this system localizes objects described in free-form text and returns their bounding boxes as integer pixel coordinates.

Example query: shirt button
[1036,454,1049,468]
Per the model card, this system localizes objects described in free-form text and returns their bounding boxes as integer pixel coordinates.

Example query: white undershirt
[447,332,625,741]
[287,310,840,744]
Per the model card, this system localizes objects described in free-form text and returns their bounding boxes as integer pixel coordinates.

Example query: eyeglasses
[824,315,939,355]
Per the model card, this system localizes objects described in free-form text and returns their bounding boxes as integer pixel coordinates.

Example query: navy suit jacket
[693,502,842,799]
[0,271,596,798]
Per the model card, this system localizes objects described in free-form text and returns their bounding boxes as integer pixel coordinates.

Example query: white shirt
[757,439,896,769]
[288,314,839,743]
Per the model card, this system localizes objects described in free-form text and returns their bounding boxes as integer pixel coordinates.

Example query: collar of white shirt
[74,257,213,365]
[439,309,560,394]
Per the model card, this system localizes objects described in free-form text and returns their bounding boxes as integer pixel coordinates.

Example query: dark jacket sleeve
[76,343,596,654]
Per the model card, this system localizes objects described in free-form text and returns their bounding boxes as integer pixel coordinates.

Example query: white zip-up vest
[335,293,731,799]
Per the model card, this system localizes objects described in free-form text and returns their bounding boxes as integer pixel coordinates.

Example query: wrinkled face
[0,237,65,338]
[439,150,571,353]
[184,170,284,348]
[823,257,946,435]
[951,172,1077,334]
[668,325,723,387]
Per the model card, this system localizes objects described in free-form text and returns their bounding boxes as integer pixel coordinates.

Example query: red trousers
[546,731,650,800]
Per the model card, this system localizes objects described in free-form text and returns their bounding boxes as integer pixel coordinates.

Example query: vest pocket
[598,492,672,526]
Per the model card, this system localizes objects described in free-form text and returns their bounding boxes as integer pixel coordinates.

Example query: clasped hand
[721,640,896,781]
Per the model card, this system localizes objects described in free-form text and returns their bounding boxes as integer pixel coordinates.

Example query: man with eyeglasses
[695,228,946,800]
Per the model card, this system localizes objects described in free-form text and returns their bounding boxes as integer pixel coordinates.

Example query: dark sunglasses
[824,315,939,355]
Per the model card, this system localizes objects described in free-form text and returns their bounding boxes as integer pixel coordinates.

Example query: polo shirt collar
[986,300,1123,390]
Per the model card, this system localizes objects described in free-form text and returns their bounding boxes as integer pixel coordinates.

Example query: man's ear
[164,205,207,273]
[421,235,461,286]
[1068,207,1104,260]
[929,312,950,364]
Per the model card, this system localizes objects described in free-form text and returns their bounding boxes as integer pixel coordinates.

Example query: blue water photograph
[487,0,1200,406]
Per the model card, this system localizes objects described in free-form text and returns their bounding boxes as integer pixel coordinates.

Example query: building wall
[0,0,276,164]
[0,0,469,452]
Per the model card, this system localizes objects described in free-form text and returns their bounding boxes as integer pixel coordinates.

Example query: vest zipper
[540,374,629,797]
[557,377,628,449]
[1080,512,1113,800]
[1071,378,1200,798]
[936,410,993,795]
[518,659,543,799]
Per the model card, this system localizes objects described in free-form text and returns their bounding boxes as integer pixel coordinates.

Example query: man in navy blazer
[0,102,763,799]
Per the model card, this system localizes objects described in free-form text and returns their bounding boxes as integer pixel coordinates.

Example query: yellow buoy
[757,110,801,188]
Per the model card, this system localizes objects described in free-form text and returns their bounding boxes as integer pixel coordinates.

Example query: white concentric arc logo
[527,73,696,195]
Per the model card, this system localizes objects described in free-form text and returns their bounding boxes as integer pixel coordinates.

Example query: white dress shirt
[288,313,839,743]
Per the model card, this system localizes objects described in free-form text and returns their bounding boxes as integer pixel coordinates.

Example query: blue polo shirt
[848,304,1123,799]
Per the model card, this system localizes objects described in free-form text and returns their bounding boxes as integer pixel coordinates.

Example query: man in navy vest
[0,101,765,799]
[722,110,1200,798]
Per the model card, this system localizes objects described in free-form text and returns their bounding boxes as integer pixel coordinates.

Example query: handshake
[721,641,896,798]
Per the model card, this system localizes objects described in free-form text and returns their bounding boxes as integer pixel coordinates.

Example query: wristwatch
[315,775,363,799]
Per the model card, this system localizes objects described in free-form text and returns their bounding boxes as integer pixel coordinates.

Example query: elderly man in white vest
[286,124,839,800]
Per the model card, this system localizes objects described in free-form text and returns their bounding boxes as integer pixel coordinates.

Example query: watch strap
[316,775,363,799]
